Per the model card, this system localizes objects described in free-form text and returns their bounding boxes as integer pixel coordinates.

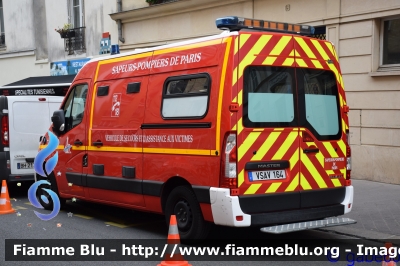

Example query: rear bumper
[210,186,354,227]
[0,151,35,182]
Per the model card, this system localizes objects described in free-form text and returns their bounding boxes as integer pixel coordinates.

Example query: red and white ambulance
[39,16,354,240]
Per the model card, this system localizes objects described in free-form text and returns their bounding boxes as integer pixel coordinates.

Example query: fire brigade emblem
[111,93,121,117]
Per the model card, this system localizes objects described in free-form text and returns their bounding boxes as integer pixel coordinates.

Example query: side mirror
[51,110,65,135]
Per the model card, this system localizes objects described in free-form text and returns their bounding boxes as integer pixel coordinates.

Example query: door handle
[303,148,319,154]
[93,141,103,147]
[74,140,83,146]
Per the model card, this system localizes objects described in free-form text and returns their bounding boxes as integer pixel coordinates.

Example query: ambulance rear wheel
[165,186,210,241]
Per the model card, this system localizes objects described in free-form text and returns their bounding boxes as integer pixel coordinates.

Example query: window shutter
[81,0,85,27]
[67,0,71,25]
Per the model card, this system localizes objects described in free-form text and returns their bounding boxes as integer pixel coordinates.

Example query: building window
[381,17,400,66]
[65,0,85,54]
[69,0,84,28]
[0,0,5,47]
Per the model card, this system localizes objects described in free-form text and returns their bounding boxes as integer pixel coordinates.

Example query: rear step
[260,217,356,234]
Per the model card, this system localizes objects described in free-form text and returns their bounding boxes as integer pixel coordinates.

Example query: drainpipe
[117,0,125,43]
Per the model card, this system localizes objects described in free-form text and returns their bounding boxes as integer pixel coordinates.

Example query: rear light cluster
[1,115,9,146]
[345,130,351,185]
[220,133,238,189]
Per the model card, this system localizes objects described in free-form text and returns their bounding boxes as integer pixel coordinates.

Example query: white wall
[0,0,118,86]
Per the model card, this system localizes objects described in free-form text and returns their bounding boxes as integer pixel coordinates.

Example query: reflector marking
[288,49,295,57]
[251,131,280,161]
[325,42,338,61]
[311,39,343,87]
[301,154,328,188]
[331,177,342,187]
[244,183,262,195]
[286,172,299,192]
[238,169,245,187]
[265,182,282,193]
[232,67,238,87]
[295,37,316,59]
[300,173,312,190]
[272,131,297,160]
[238,34,251,53]
[311,60,323,69]
[310,39,330,60]
[282,57,294,66]
[263,56,278,65]
[88,146,142,152]
[323,142,339,158]
[143,148,210,155]
[289,147,299,171]
[238,131,262,161]
[337,139,346,157]
[295,58,308,67]
[238,89,243,106]
[237,117,244,135]
[269,36,291,56]
[237,35,273,83]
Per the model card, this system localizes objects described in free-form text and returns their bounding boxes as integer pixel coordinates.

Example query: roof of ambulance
[89,31,238,63]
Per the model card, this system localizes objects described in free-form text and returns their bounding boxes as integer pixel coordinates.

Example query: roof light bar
[216,16,315,36]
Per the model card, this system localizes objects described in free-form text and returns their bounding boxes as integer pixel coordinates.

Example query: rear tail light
[220,133,237,189]
[346,130,351,183]
[2,115,9,146]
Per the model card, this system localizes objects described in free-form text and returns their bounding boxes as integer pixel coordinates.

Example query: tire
[165,186,210,241]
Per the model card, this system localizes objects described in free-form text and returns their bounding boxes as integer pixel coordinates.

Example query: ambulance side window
[62,84,88,132]
[162,74,210,119]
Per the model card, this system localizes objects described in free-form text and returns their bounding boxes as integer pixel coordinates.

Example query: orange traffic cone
[382,243,397,266]
[0,180,15,215]
[158,215,191,266]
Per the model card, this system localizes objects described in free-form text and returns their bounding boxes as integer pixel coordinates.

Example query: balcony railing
[64,27,86,55]
[0,33,5,47]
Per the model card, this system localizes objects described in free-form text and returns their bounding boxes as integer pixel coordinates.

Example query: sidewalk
[323,179,400,240]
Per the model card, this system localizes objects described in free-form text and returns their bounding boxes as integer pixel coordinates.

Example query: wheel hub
[174,200,192,231]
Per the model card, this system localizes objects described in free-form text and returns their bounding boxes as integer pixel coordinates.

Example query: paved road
[0,179,399,266]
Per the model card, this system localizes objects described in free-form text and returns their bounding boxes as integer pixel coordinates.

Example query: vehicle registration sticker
[17,162,34,169]
[249,169,286,181]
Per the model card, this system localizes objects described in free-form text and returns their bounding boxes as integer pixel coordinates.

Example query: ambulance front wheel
[165,186,211,241]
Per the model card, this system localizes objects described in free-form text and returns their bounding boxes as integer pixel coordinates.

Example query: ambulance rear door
[294,37,348,205]
[236,31,302,213]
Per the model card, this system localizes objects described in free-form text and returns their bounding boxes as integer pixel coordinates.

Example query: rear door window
[243,66,341,140]
[297,68,341,140]
[243,66,297,127]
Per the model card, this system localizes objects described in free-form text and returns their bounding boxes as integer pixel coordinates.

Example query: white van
[0,75,73,183]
